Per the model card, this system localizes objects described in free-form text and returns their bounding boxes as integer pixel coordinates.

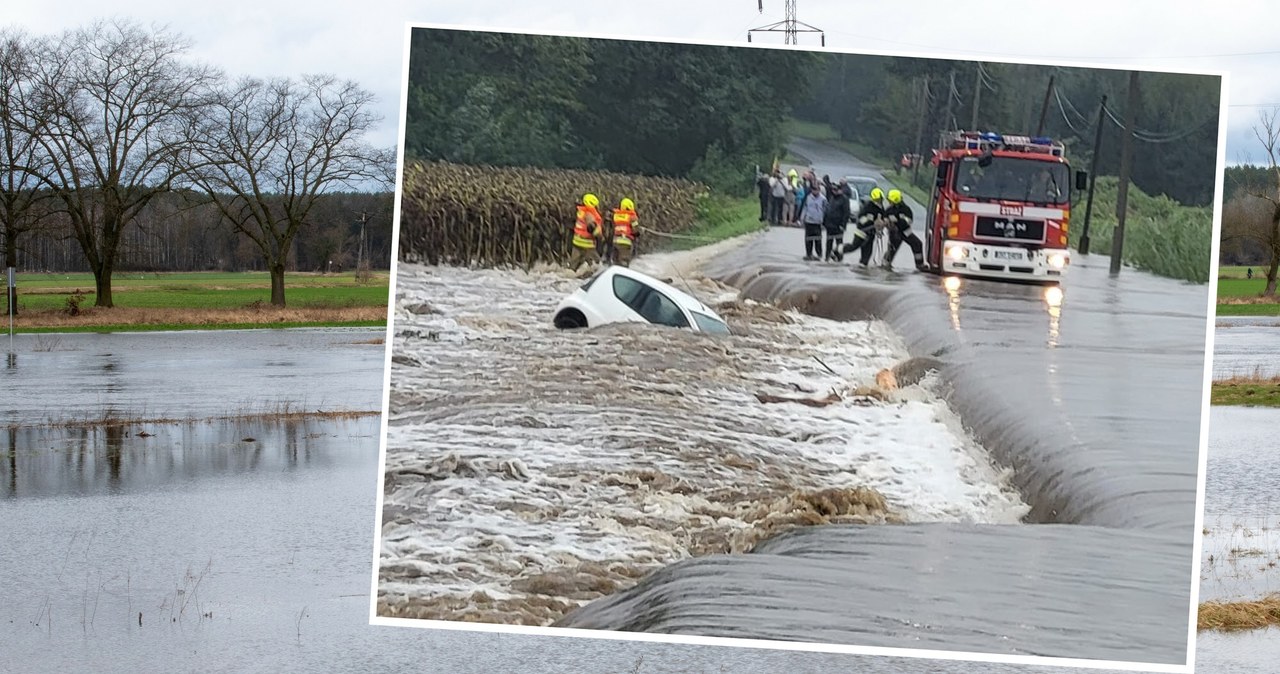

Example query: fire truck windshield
[953,156,1070,206]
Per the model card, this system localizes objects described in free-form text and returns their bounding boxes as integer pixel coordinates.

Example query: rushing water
[379,261,1027,626]
[381,210,1204,664]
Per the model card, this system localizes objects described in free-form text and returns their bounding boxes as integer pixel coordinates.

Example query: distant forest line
[404,28,1221,208]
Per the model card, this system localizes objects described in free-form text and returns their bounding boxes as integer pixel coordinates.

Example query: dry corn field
[397,160,708,268]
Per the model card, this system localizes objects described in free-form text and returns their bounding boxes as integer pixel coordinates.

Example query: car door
[612,274,690,329]
[610,274,652,324]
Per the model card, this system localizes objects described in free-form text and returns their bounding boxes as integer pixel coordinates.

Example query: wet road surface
[559,138,1210,665]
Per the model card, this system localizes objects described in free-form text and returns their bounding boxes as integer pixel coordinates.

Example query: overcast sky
[7,0,1277,171]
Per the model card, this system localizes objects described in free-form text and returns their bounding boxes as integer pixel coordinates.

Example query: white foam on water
[378,259,1029,623]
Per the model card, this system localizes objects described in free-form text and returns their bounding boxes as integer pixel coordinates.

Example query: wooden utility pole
[1036,75,1055,136]
[1111,72,1140,275]
[970,63,983,130]
[1079,95,1108,256]
[912,77,929,186]
[942,70,956,132]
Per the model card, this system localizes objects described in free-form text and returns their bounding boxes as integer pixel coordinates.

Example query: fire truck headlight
[1047,253,1068,269]
[945,243,968,261]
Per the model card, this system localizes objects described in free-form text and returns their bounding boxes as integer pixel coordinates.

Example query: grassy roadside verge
[4,271,390,333]
[650,196,767,253]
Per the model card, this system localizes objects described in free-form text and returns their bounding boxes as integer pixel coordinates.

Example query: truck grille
[974,216,1046,243]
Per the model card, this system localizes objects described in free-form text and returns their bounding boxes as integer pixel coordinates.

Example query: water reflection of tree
[0,417,369,499]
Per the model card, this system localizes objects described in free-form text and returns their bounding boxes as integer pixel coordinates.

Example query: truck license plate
[993,250,1023,260]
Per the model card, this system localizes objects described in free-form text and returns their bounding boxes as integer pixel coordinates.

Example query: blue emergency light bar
[949,130,1064,156]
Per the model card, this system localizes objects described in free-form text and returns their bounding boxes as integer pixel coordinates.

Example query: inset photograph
[373,25,1222,669]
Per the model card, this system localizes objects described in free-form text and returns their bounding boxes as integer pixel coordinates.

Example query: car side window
[612,274,647,312]
[636,288,689,329]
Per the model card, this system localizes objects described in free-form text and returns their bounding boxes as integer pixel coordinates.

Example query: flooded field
[1195,320,1280,672]
[1212,316,1280,379]
[0,328,386,427]
[0,328,404,673]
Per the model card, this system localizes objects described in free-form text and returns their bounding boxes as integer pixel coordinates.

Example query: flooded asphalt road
[557,139,1210,664]
[754,137,1210,531]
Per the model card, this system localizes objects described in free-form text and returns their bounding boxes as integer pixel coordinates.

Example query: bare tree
[1,28,59,314]
[1232,108,1280,297]
[21,19,218,307]
[188,73,392,306]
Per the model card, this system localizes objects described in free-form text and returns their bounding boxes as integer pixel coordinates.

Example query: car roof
[605,266,720,317]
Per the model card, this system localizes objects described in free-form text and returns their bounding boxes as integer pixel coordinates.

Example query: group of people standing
[568,193,640,271]
[756,166,925,271]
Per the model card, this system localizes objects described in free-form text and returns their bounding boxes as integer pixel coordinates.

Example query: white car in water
[553,266,731,334]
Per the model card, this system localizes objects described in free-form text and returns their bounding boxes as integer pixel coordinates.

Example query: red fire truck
[922,130,1087,283]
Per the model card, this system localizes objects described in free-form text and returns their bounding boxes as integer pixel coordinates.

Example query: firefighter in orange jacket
[569,193,604,271]
[612,197,640,267]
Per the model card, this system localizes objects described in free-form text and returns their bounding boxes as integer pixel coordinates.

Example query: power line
[809,28,1280,60]
[1053,87,1092,135]
[977,62,997,92]
[1102,103,1217,143]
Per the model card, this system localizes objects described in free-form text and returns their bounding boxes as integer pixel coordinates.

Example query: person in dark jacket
[843,186,886,267]
[823,180,852,261]
[756,169,771,221]
[882,189,926,271]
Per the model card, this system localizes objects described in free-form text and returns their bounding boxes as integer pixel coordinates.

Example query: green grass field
[6,270,390,333]
[18,270,387,290]
[16,281,390,312]
[1212,376,1280,407]
[1215,266,1280,316]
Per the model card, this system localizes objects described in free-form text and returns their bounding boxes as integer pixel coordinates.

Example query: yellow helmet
[869,187,884,201]
[620,197,635,211]
[583,193,599,208]
[887,189,903,204]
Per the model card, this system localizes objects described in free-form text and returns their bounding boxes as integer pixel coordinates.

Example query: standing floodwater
[1196,320,1280,673]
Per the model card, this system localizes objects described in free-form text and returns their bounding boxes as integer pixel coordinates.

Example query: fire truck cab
[922,130,1087,283]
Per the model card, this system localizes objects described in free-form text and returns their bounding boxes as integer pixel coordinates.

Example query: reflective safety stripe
[853,228,868,239]
[574,205,601,240]
[572,236,595,248]
[613,209,637,243]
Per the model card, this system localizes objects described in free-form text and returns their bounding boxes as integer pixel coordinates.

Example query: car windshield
[690,311,731,335]
[580,268,606,291]
[847,178,877,195]
[953,156,1069,205]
